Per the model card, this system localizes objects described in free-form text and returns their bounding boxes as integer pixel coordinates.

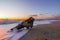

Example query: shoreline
[20,21,60,40]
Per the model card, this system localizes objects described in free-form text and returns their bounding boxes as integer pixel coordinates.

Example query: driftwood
[11,17,35,30]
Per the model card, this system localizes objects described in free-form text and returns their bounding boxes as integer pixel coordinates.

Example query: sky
[0,0,60,19]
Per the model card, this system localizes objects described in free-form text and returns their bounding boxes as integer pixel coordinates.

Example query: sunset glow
[0,0,60,20]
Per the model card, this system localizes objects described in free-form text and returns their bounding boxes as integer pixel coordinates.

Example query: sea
[0,20,60,40]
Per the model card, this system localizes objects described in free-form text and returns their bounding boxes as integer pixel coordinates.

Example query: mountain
[0,19,21,24]
[46,16,60,20]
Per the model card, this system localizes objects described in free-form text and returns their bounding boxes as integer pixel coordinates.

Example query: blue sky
[0,0,60,19]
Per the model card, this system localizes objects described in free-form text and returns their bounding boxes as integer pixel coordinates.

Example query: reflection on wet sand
[0,27,7,40]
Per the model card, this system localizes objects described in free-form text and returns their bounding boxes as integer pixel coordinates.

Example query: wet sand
[20,21,60,40]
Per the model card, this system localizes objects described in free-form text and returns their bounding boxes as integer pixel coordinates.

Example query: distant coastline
[0,19,60,25]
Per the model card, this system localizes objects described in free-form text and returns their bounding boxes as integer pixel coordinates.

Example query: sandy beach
[20,21,60,40]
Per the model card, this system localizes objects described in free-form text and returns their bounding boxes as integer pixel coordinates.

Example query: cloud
[29,15,38,17]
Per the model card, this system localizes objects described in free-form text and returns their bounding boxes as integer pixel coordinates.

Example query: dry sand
[20,21,60,40]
